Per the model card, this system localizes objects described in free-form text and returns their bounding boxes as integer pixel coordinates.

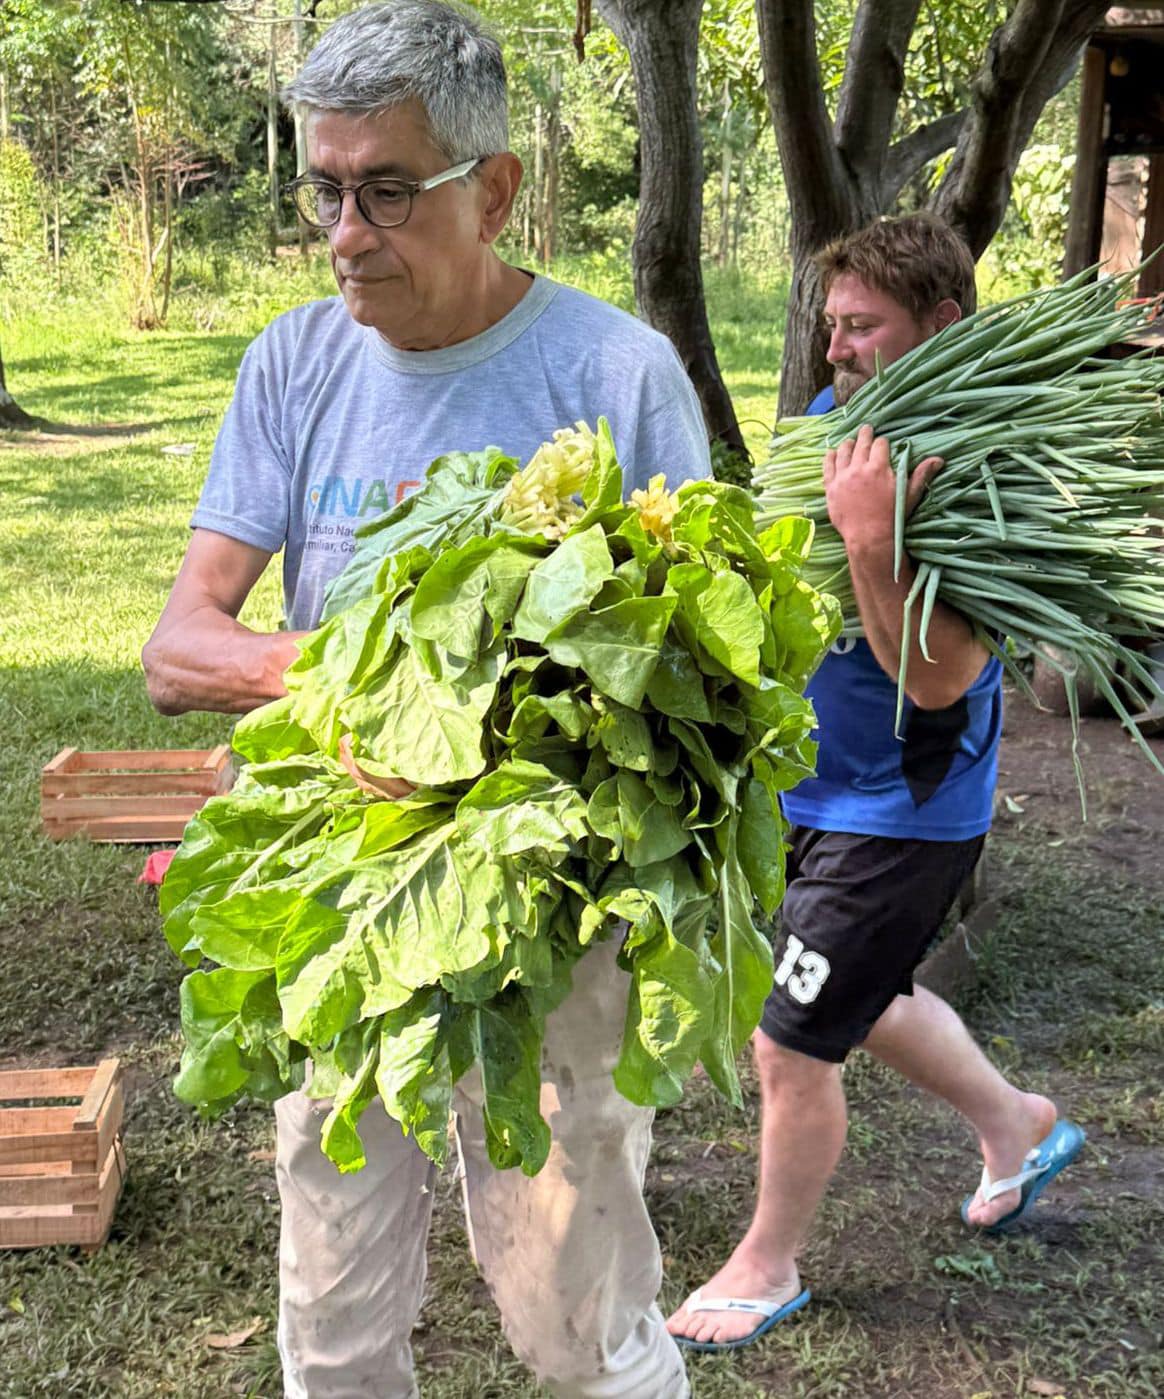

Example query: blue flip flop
[961,1119,1086,1234]
[672,1284,812,1353]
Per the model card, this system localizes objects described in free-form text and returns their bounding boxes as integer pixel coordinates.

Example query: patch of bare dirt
[995,684,1164,890]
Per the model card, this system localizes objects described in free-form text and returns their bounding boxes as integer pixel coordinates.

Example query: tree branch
[931,0,1110,255]
[881,109,968,205]
[1015,0,1111,135]
[833,0,924,195]
[754,0,854,236]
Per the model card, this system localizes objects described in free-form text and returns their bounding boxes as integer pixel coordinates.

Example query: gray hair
[282,1,508,162]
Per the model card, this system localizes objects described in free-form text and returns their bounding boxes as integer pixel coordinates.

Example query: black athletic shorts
[758,825,986,1063]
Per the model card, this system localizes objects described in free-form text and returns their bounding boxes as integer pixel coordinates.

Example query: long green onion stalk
[752,266,1164,784]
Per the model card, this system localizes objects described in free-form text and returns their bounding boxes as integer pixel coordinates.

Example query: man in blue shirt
[668,214,1084,1352]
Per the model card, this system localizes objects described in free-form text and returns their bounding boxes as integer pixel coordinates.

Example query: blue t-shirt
[192,274,711,631]
[781,384,1001,839]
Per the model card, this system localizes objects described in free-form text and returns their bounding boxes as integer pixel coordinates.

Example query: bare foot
[666,1247,803,1349]
[963,1091,1058,1228]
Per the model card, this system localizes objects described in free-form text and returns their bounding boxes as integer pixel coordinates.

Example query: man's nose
[329,191,381,259]
[826,325,850,365]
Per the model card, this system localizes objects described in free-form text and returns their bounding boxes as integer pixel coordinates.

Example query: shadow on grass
[2,420,162,439]
[2,458,205,518]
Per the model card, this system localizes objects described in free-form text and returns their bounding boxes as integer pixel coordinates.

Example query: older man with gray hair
[142,3,708,1396]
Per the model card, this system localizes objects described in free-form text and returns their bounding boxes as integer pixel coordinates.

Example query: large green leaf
[410,535,543,658]
[592,699,656,772]
[544,595,675,708]
[615,921,713,1108]
[275,827,509,1042]
[764,577,842,688]
[457,759,589,858]
[737,777,787,918]
[173,968,280,1106]
[320,1024,381,1172]
[667,561,765,686]
[470,992,551,1175]
[321,448,514,618]
[613,770,692,868]
[341,641,503,786]
[376,989,456,1165]
[570,416,625,530]
[699,816,774,1103]
[511,523,613,643]
[645,635,713,723]
[286,593,399,751]
[161,779,341,963]
[231,695,315,763]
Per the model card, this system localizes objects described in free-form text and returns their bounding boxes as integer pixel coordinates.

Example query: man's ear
[479,153,523,245]
[933,298,962,331]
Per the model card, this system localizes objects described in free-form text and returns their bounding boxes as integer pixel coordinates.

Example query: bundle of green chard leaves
[162,421,840,1175]
[753,266,1164,775]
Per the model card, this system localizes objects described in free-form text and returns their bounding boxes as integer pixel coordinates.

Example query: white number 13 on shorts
[774,934,831,1006]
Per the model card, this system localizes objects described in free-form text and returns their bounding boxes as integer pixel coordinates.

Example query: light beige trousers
[274,936,690,1399]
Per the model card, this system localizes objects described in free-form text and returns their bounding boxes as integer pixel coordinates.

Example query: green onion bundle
[752,267,1164,779]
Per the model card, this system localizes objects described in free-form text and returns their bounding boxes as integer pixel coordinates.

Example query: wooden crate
[41,745,233,843]
[0,1059,127,1251]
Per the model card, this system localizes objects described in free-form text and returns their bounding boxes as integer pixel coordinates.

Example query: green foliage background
[0,0,1081,332]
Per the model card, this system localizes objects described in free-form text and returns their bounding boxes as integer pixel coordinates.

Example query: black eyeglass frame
[287,156,486,230]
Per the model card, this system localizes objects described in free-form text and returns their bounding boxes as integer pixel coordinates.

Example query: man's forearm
[143,606,305,715]
[848,540,988,711]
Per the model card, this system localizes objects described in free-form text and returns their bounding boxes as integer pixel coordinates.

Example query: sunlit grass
[1,253,1161,1399]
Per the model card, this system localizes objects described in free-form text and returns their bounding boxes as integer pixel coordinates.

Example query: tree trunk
[755,0,869,414]
[293,0,309,257]
[0,341,38,430]
[930,0,1111,256]
[49,83,61,285]
[757,0,1111,416]
[732,147,747,266]
[718,80,732,268]
[267,34,280,261]
[532,101,546,266]
[545,67,562,265]
[597,0,747,457]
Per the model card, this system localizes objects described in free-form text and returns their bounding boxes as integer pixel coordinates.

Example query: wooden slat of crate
[75,1058,119,1129]
[0,1120,101,1169]
[47,748,224,773]
[0,1160,102,1207]
[0,1066,96,1100]
[44,793,209,820]
[41,745,232,843]
[42,771,224,798]
[43,813,200,844]
[0,1059,127,1251]
[0,1139,125,1249]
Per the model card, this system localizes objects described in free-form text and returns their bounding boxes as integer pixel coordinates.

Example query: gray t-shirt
[192,273,712,630]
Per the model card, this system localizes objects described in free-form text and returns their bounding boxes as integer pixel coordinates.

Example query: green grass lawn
[2,261,1161,1398]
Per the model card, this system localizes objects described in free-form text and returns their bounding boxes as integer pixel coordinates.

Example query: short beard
[833,367,867,407]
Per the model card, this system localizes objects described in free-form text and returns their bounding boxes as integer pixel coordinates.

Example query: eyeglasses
[287,156,485,230]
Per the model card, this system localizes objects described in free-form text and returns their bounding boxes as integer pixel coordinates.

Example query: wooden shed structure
[1065,4,1164,325]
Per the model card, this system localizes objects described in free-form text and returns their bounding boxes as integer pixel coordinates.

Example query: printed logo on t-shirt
[309,475,422,518]
[830,636,858,657]
[304,475,423,559]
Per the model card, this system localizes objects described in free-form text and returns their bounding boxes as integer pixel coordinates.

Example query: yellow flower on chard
[500,422,597,540]
[630,474,679,543]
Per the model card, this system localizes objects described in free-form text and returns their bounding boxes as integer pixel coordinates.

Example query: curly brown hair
[815,213,978,319]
